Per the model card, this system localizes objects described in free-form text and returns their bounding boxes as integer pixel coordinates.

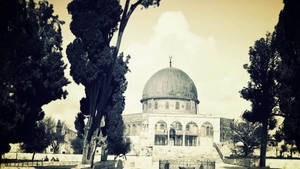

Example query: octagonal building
[122,64,232,167]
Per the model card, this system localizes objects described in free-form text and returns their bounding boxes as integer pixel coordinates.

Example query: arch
[170,121,183,131]
[170,121,183,146]
[154,120,168,146]
[155,120,168,132]
[200,121,214,137]
[185,122,199,146]
[185,121,198,134]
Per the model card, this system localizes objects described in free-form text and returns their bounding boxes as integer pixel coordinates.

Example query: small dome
[141,67,199,103]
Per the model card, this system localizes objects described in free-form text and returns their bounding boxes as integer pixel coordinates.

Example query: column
[167,128,170,146]
[183,132,185,146]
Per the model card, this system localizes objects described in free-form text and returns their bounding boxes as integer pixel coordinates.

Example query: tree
[21,122,50,161]
[71,137,84,154]
[105,84,131,157]
[0,0,68,159]
[49,120,65,154]
[229,120,261,157]
[274,127,297,158]
[240,33,278,167]
[66,0,160,166]
[21,117,66,157]
[45,118,66,154]
[273,0,300,152]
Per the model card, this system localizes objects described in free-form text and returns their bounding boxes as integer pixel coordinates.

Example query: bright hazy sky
[43,0,284,130]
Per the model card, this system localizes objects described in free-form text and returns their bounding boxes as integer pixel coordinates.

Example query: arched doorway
[170,121,183,146]
[154,120,168,145]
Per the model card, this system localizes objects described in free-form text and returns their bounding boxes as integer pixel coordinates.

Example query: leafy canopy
[0,0,68,155]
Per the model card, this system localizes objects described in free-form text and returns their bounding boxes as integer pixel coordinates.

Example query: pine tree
[241,33,278,167]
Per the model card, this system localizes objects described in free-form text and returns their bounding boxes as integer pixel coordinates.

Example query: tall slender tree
[0,0,68,159]
[66,0,160,166]
[240,33,278,167]
[273,0,300,151]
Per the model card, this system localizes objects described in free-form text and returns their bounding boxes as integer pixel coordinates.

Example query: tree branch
[126,0,142,20]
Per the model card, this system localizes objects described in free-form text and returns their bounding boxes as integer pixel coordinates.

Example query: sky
[43,0,284,130]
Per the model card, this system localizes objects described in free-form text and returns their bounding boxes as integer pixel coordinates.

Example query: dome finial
[169,56,172,67]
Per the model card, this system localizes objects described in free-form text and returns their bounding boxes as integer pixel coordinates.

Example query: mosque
[123,61,232,168]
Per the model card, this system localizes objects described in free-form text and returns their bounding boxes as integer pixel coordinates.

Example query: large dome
[141,67,199,103]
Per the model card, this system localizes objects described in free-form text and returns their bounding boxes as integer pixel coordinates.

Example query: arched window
[185,122,199,146]
[154,121,168,146]
[200,122,214,137]
[154,101,158,109]
[186,102,191,110]
[165,101,169,109]
[176,102,180,109]
[170,121,183,146]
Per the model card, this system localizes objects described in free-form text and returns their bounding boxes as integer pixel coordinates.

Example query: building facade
[123,65,232,164]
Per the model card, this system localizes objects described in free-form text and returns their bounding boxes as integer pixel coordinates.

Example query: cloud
[42,82,85,130]
[123,11,250,119]
[44,11,251,130]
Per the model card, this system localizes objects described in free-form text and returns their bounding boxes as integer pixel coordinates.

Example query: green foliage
[21,121,50,160]
[241,33,278,167]
[67,0,160,164]
[71,137,84,154]
[273,0,300,152]
[241,33,278,124]
[230,120,261,157]
[21,117,66,157]
[67,0,122,86]
[50,119,66,154]
[74,112,85,138]
[0,0,68,155]
[105,54,131,155]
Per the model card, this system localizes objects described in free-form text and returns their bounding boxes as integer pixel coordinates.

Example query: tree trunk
[32,152,35,161]
[82,124,100,167]
[90,128,101,168]
[259,122,268,167]
[82,128,94,164]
